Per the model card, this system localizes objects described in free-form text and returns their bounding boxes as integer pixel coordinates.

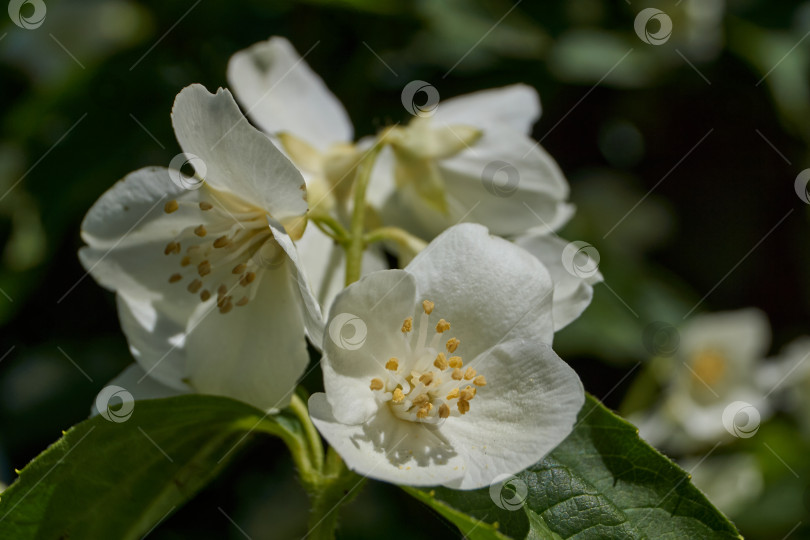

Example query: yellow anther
[213,235,230,248]
[401,317,413,333]
[217,294,231,308]
[392,388,404,402]
[473,375,487,386]
[446,388,459,400]
[412,394,429,406]
[438,403,450,419]
[370,378,384,391]
[164,241,180,255]
[416,404,431,419]
[218,284,228,297]
[187,279,202,293]
[446,338,460,353]
[219,299,233,314]
[232,263,247,274]
[419,373,434,386]
[193,225,207,237]
[452,368,463,380]
[198,201,213,211]
[436,319,451,333]
[422,300,435,314]
[464,367,477,380]
[200,289,211,301]
[180,256,191,267]
[385,358,399,370]
[460,386,475,401]
[197,260,211,276]
[241,272,256,286]
[168,273,182,283]
[164,200,179,213]
[236,296,249,306]
[457,399,470,415]
[433,353,448,370]
[448,356,463,369]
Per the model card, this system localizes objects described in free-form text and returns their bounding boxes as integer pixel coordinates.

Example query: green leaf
[0,395,305,539]
[405,394,742,539]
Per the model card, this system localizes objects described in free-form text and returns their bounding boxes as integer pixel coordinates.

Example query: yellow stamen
[232,263,246,274]
[433,353,448,370]
[168,273,182,283]
[473,375,487,386]
[213,235,230,248]
[446,338,460,353]
[200,290,211,301]
[402,317,413,333]
[180,256,191,267]
[452,368,463,380]
[164,241,180,255]
[446,388,459,400]
[236,296,249,306]
[416,404,431,419]
[187,279,202,293]
[419,373,434,386]
[436,319,450,333]
[241,272,256,286]
[457,399,470,415]
[448,356,463,369]
[217,284,228,297]
[219,299,233,314]
[460,386,476,401]
[385,358,399,370]
[194,225,207,237]
[197,260,211,276]
[412,394,429,406]
[464,367,477,380]
[198,201,213,211]
[164,200,179,213]
[438,403,450,419]
[422,300,435,314]
[392,388,404,403]
[370,378,384,391]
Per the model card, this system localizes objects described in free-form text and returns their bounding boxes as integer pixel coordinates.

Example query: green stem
[345,142,384,286]
[364,226,427,253]
[306,450,365,540]
[289,394,325,475]
[310,214,350,245]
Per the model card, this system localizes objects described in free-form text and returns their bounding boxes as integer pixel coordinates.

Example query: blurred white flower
[634,309,772,452]
[308,224,583,488]
[80,84,323,411]
[758,336,810,437]
[679,453,763,517]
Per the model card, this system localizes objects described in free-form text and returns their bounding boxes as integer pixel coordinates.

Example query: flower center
[690,348,727,387]
[162,192,284,314]
[369,300,487,424]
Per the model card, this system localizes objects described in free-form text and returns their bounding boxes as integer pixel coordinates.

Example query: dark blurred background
[1,0,809,538]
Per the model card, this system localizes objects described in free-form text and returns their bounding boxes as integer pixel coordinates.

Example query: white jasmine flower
[80,84,323,411]
[634,309,771,451]
[308,224,584,488]
[370,85,573,239]
[228,37,386,306]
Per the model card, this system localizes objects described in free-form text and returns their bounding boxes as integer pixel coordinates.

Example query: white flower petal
[227,37,353,150]
[183,256,309,411]
[270,221,325,348]
[171,84,307,221]
[309,393,466,486]
[114,293,191,391]
[406,224,555,358]
[322,270,418,424]
[434,125,570,237]
[434,84,541,135]
[441,339,583,489]
[91,363,185,417]
[514,233,603,331]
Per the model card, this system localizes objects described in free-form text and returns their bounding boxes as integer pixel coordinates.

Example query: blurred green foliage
[2,0,809,537]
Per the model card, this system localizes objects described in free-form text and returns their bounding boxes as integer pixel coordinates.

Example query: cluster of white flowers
[81,37,602,489]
